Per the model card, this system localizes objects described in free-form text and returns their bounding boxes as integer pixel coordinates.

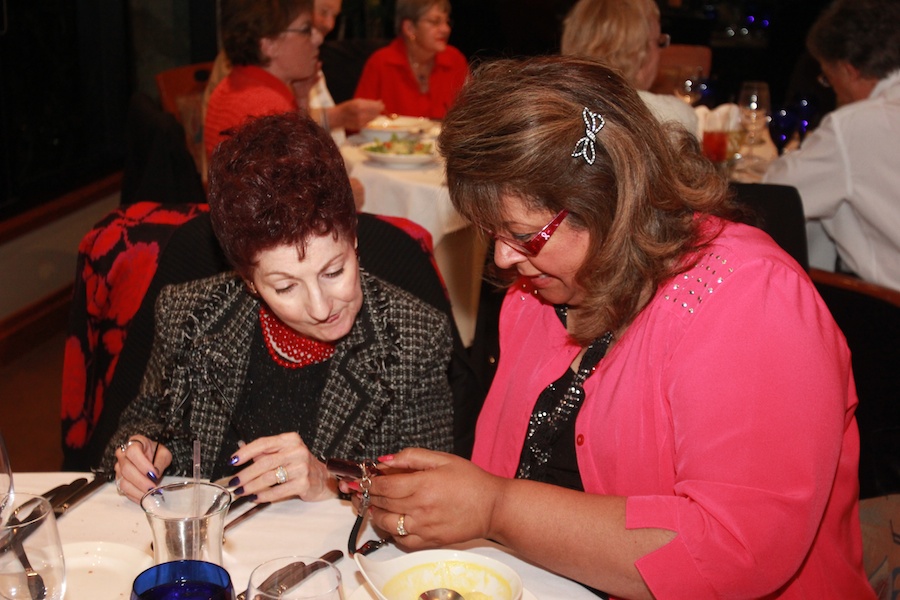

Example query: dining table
[17,472,598,600]
[340,142,486,348]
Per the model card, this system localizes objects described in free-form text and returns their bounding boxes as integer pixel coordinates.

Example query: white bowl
[360,115,435,143]
[356,549,523,600]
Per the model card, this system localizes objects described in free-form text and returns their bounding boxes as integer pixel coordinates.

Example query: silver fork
[8,512,47,600]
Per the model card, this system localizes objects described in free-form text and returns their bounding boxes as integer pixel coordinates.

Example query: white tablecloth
[341,145,486,347]
[18,472,596,600]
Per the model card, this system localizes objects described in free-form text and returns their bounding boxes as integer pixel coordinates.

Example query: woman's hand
[114,435,172,503]
[229,432,336,503]
[359,448,506,549]
[333,99,386,131]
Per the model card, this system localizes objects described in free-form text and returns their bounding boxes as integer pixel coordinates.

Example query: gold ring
[274,466,288,485]
[396,514,409,537]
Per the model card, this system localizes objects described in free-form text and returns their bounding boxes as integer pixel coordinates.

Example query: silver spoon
[419,588,465,600]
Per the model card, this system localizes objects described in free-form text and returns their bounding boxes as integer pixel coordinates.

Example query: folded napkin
[694,103,741,137]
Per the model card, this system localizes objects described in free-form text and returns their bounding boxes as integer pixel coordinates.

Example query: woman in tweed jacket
[105,111,453,503]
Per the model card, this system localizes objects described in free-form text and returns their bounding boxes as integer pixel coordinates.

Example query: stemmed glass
[673,66,706,106]
[733,81,771,178]
[1,431,14,520]
[246,556,344,600]
[0,494,67,599]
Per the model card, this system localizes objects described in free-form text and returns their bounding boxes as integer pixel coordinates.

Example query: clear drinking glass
[0,493,67,600]
[246,556,344,600]
[0,431,13,520]
[733,81,771,178]
[141,481,231,565]
[673,66,706,106]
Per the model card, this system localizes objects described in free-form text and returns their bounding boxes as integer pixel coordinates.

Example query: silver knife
[224,501,271,533]
[44,477,88,510]
[54,473,112,517]
[236,549,343,600]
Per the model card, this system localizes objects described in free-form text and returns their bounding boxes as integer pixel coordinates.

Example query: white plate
[348,583,538,600]
[63,541,153,600]
[361,116,435,142]
[360,144,437,168]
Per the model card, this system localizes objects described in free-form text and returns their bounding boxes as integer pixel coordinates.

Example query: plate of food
[361,115,435,143]
[63,541,153,600]
[360,136,437,168]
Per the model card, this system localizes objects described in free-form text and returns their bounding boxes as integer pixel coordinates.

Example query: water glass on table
[732,81,772,178]
[673,66,707,106]
[141,481,231,565]
[246,556,344,600]
[131,560,235,599]
[0,493,67,600]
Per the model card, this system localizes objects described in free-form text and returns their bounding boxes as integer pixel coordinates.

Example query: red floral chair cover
[61,202,210,469]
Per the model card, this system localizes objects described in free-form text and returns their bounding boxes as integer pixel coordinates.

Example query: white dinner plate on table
[361,115,435,142]
[347,583,539,600]
[360,143,437,169]
[63,541,153,599]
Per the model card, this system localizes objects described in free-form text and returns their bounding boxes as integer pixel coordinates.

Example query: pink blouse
[472,218,874,598]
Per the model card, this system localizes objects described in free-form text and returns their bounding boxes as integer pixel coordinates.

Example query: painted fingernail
[230,455,240,466]
[234,486,244,496]
[346,481,361,492]
[246,494,258,502]
[147,471,159,483]
[377,454,394,463]
[228,476,240,487]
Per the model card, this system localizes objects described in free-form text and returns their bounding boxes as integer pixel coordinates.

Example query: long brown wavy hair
[438,56,742,344]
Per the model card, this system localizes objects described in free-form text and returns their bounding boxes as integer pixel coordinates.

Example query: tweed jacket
[101,270,454,475]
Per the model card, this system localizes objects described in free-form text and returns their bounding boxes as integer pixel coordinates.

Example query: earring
[246,281,259,297]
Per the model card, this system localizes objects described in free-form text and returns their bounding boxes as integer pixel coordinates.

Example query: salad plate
[360,139,437,168]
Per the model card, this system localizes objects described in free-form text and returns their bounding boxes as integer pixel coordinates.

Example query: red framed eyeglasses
[489,209,569,257]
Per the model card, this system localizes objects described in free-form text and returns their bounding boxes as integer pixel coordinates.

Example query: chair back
[651,43,713,95]
[154,62,214,172]
[62,203,226,470]
[730,182,809,272]
[809,268,900,500]
[155,62,214,121]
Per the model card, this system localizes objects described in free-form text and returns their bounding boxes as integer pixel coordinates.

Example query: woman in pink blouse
[350,57,875,599]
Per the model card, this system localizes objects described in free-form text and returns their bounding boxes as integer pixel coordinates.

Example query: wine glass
[246,556,344,600]
[131,560,235,599]
[0,494,67,600]
[673,66,706,106]
[733,81,771,178]
[0,431,13,520]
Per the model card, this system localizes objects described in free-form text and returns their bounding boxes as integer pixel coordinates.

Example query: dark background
[0,0,831,220]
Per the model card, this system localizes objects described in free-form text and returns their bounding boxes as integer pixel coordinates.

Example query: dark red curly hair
[207,111,357,278]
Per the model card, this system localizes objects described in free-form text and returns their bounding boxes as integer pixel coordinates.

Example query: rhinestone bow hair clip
[571,107,606,165]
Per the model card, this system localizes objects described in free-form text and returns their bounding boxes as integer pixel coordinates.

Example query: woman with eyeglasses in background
[204,0,323,163]
[350,56,875,599]
[353,0,468,120]
[561,0,698,138]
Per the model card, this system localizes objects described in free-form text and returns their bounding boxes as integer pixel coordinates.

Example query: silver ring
[274,466,288,485]
[115,478,125,496]
[119,439,145,454]
[396,514,409,537]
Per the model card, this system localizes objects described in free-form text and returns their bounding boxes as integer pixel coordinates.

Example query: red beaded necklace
[259,305,335,369]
